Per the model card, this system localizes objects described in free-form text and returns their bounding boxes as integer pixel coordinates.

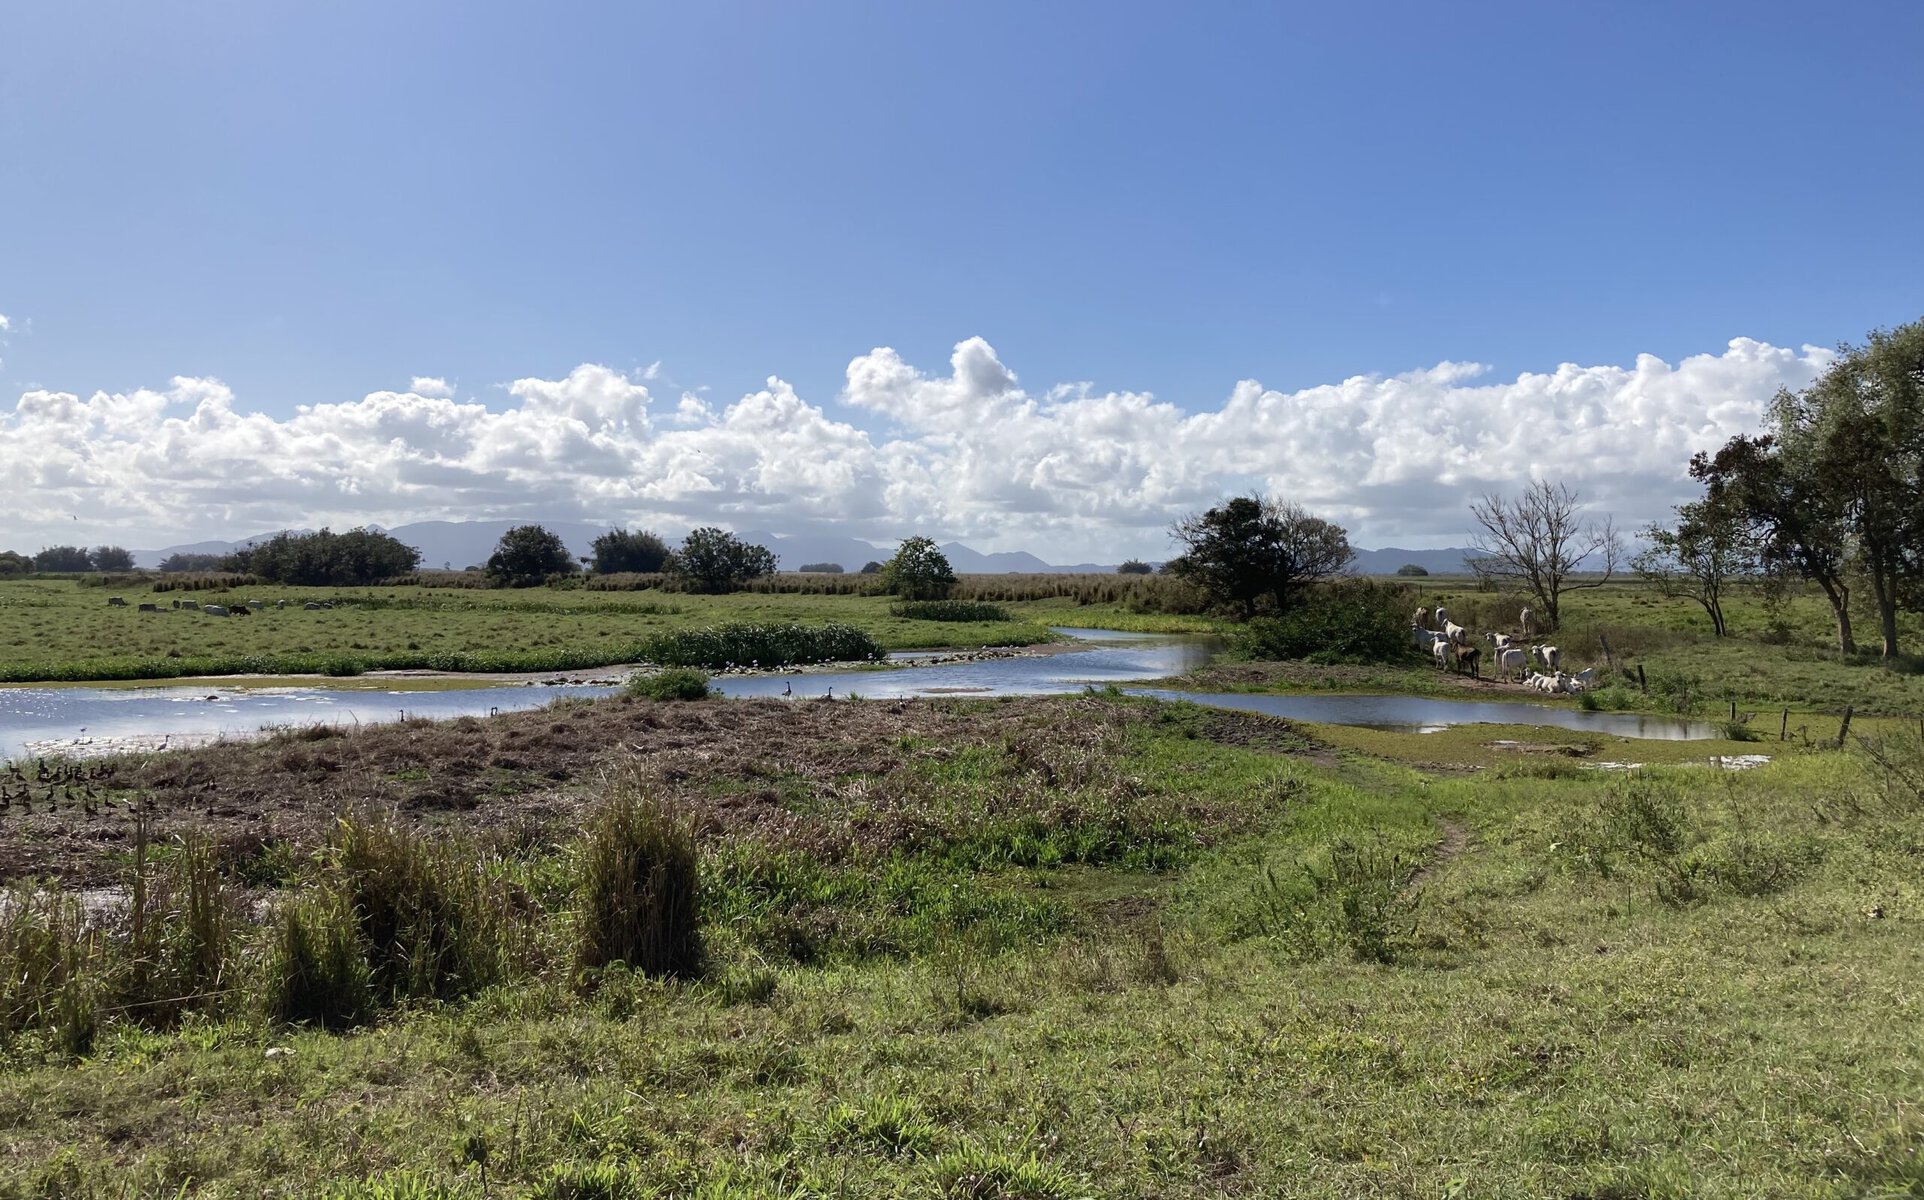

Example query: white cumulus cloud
[0,337,1830,560]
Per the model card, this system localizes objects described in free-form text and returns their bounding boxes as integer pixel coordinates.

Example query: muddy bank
[0,692,1316,886]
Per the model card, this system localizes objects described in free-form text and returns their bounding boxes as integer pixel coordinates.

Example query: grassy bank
[0,580,1078,684]
[0,689,1919,1196]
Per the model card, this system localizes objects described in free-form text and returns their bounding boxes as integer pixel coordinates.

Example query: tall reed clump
[330,813,512,1004]
[262,889,374,1030]
[575,783,701,981]
[117,827,244,1027]
[0,885,100,1054]
[265,812,513,1027]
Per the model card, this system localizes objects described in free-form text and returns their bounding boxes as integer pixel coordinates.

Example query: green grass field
[0,579,1084,683]
[2,695,1919,1197]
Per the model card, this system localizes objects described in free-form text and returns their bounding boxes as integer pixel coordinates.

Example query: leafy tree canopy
[0,551,31,578]
[88,546,135,572]
[159,552,228,573]
[1117,559,1154,575]
[1165,496,1353,620]
[591,528,670,574]
[235,528,423,586]
[486,525,576,587]
[668,528,778,594]
[32,546,93,573]
[880,536,957,600]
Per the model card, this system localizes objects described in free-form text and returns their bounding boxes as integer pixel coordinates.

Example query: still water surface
[0,629,1713,761]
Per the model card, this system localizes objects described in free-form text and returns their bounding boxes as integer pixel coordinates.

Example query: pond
[0,628,1715,761]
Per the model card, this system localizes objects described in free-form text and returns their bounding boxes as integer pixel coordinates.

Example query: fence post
[1836,705,1853,749]
[1636,664,1647,694]
[1780,709,1789,742]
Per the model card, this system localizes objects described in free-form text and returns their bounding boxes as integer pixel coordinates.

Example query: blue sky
[2,2,1920,557]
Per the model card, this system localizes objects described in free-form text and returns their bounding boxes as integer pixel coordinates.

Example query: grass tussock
[623,668,712,700]
[575,783,702,981]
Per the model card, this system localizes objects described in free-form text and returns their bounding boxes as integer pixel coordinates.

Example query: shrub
[576,785,702,980]
[890,600,1011,623]
[624,668,711,701]
[1116,559,1153,574]
[798,562,844,573]
[639,622,884,670]
[1395,563,1430,576]
[1230,580,1412,664]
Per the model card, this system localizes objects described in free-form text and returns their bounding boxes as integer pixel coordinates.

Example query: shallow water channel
[0,628,1715,762]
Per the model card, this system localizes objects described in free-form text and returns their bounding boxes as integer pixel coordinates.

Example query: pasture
[0,691,1918,1197]
[0,578,1077,683]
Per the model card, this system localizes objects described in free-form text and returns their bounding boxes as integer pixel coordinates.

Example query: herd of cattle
[1413,605,1598,694]
[107,596,335,617]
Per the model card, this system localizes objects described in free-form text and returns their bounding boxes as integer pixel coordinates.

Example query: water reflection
[0,628,1719,760]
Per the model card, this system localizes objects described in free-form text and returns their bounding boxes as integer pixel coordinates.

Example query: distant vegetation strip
[637,622,886,670]
[0,623,888,683]
[888,600,1012,623]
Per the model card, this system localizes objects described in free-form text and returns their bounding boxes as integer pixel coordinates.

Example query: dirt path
[1406,817,1471,892]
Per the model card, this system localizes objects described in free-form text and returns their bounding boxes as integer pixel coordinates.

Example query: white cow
[1494,646,1527,680]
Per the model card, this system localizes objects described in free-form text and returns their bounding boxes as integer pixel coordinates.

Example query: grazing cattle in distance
[107,596,127,607]
[137,602,160,613]
[231,605,252,617]
[202,604,229,617]
[303,601,323,610]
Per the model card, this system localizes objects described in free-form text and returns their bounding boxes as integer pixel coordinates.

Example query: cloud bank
[0,336,1827,559]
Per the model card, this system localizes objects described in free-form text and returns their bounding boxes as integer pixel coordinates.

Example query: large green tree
[32,545,93,572]
[667,528,778,594]
[88,545,135,571]
[590,528,671,574]
[486,525,576,587]
[879,536,956,600]
[1695,317,1924,658]
[240,528,423,586]
[1166,495,1353,620]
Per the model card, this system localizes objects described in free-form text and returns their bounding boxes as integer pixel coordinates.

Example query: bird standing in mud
[782,681,792,697]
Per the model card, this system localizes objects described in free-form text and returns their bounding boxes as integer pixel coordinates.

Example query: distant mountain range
[134,521,1483,577]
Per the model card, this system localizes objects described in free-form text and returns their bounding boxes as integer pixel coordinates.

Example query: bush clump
[640,622,884,670]
[576,785,701,980]
[889,600,1011,623]
[625,668,712,700]
[1230,581,1412,664]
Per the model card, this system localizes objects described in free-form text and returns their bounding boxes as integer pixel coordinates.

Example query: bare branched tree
[1466,481,1622,631]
